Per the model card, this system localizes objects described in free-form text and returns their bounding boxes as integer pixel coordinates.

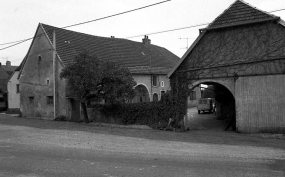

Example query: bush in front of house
[87,91,178,128]
[90,101,174,128]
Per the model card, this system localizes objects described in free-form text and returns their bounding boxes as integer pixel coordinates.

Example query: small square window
[16,84,20,93]
[46,79,50,86]
[29,96,34,104]
[47,96,53,105]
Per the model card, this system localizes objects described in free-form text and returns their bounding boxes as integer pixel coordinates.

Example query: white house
[7,65,21,113]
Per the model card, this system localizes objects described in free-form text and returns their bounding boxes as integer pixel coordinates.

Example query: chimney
[6,60,11,67]
[111,36,115,38]
[142,35,151,46]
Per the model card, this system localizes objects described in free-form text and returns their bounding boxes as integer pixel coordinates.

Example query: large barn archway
[186,79,236,131]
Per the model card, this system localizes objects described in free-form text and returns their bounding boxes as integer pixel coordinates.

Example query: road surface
[0,113,285,177]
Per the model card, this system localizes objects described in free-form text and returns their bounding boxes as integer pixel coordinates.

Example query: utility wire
[62,0,170,29]
[1,5,285,49]
[125,23,209,38]
[270,8,285,13]
[0,0,170,50]
[125,8,285,38]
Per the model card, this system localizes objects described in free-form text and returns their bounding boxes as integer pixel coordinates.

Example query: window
[29,96,34,104]
[46,79,50,86]
[16,84,20,93]
[47,96,53,105]
[190,91,196,100]
[152,75,158,86]
[161,90,165,96]
[161,81,164,87]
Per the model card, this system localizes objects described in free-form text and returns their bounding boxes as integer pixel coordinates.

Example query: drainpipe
[53,31,57,119]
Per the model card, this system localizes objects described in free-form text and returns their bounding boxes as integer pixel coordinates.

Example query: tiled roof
[1,65,18,76]
[0,67,9,79]
[206,0,278,29]
[40,24,179,74]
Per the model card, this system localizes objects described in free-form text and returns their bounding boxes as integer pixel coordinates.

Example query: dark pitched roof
[1,65,18,76]
[206,0,279,29]
[0,67,9,80]
[40,23,179,74]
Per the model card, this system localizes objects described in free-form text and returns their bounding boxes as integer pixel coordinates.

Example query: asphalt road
[0,112,285,177]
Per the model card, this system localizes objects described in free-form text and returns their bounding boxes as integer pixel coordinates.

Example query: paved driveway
[0,114,285,176]
[184,107,225,131]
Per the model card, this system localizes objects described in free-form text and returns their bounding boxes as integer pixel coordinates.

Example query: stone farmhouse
[19,23,179,120]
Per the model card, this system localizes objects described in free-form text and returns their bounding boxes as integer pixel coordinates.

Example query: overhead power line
[125,8,285,38]
[1,5,285,50]
[0,0,171,50]
[62,0,171,29]
[270,8,285,13]
[125,23,209,38]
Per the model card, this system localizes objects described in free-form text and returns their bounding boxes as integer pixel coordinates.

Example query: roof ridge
[206,0,279,29]
[238,0,278,18]
[38,23,179,71]
[40,23,170,49]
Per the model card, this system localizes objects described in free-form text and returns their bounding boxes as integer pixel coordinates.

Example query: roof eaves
[206,0,278,29]
[167,31,206,78]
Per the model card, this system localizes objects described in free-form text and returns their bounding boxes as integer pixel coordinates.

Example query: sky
[1,0,285,66]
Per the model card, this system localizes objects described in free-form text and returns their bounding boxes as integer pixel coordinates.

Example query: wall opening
[186,81,236,131]
[133,84,150,103]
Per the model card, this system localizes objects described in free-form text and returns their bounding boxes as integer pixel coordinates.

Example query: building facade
[19,23,179,120]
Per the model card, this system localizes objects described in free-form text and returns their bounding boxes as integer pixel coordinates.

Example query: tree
[60,50,137,123]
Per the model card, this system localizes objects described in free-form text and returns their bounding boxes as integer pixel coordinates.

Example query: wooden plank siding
[236,75,285,133]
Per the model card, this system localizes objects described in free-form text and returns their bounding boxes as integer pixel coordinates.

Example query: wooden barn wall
[175,22,285,79]
[235,75,285,133]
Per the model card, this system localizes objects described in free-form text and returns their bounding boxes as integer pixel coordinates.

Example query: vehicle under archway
[186,82,236,131]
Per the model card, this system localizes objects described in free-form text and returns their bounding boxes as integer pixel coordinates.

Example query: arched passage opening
[186,81,236,131]
[133,84,150,103]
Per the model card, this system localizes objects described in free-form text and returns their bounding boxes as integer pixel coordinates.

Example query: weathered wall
[133,74,170,101]
[236,75,285,133]
[19,26,68,119]
[187,87,201,108]
[7,71,20,110]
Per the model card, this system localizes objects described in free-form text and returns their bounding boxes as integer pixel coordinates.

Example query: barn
[168,0,285,133]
